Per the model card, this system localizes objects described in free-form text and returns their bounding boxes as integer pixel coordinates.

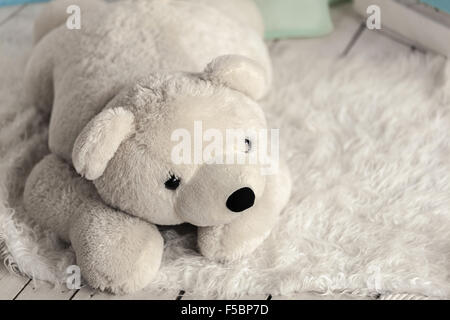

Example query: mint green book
[254,0,346,39]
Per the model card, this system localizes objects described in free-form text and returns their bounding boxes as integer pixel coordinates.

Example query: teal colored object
[0,0,48,7]
[420,0,450,14]
[329,0,350,5]
[254,0,334,39]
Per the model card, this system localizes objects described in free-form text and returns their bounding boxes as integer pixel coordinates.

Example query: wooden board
[72,286,180,300]
[15,280,76,300]
[0,267,30,300]
[0,4,24,26]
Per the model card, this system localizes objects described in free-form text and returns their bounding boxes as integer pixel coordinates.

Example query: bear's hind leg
[23,153,97,242]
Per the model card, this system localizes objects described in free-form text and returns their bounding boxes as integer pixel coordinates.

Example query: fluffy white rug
[1,7,450,299]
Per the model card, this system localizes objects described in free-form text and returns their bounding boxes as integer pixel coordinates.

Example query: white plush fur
[72,107,135,180]
[203,55,269,100]
[1,1,450,299]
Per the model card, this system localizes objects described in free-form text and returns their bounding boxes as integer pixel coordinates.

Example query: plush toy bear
[23,0,291,294]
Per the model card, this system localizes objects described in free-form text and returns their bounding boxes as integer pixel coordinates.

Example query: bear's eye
[245,138,252,153]
[165,173,181,190]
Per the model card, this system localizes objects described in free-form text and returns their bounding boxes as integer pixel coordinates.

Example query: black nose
[226,187,255,212]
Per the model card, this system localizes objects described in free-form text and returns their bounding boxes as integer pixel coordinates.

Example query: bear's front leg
[197,160,292,262]
[24,154,163,295]
[70,203,163,295]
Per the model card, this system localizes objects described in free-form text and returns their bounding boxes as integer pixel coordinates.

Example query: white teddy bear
[23,0,291,294]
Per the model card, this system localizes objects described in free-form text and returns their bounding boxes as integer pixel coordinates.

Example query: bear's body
[27,0,271,161]
[23,0,291,294]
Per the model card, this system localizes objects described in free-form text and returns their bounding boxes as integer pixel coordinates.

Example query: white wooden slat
[73,286,180,300]
[0,267,30,300]
[15,280,75,300]
[349,28,413,56]
[271,292,373,300]
[0,4,24,25]
[236,295,269,300]
[330,2,367,56]
[180,294,269,300]
[0,3,46,57]
[354,0,446,56]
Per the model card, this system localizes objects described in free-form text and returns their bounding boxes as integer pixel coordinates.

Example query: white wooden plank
[236,294,269,300]
[354,0,448,56]
[73,286,180,300]
[0,4,24,25]
[349,28,412,56]
[0,267,30,300]
[180,294,269,300]
[271,292,373,300]
[329,2,367,56]
[0,3,46,57]
[15,280,75,300]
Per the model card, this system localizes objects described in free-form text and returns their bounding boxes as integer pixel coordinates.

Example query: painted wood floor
[0,1,425,300]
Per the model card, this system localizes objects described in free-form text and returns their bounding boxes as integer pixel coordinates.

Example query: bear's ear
[72,107,135,180]
[203,55,268,100]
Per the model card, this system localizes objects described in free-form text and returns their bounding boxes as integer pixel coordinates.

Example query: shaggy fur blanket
[1,8,450,298]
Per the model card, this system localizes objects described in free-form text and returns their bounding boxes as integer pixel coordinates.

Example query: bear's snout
[174,162,265,226]
[226,187,255,212]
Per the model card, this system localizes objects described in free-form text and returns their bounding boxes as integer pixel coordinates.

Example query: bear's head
[72,55,274,227]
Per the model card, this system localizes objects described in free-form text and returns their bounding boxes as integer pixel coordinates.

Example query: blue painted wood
[420,0,450,14]
[0,0,48,7]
